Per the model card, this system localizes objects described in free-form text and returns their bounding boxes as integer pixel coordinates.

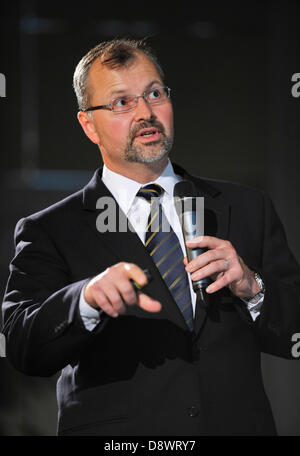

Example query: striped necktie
[137,184,194,331]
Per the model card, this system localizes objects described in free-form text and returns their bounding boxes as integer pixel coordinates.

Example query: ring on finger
[224,258,230,269]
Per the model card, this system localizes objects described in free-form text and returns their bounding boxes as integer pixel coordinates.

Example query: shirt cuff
[241,294,264,321]
[79,284,102,331]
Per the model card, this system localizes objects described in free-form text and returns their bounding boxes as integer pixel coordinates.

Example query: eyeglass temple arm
[82,104,111,112]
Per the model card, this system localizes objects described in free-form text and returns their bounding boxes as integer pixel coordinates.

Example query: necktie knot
[136,184,164,202]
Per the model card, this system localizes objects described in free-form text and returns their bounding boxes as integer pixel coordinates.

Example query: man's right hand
[84,262,161,318]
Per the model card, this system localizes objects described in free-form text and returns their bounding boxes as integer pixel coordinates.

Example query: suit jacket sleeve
[1,216,107,377]
[241,191,300,359]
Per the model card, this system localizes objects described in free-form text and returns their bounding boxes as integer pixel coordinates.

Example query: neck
[103,157,169,184]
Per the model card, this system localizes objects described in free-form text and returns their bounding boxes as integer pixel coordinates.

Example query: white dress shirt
[80,160,262,330]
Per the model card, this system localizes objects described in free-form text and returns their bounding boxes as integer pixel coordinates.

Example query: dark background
[1,0,300,435]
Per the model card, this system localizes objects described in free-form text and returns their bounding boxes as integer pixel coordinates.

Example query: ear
[77,111,100,144]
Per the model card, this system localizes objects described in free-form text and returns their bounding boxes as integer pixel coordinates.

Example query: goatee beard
[124,120,173,164]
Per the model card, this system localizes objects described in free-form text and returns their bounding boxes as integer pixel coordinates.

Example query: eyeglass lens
[111,86,170,112]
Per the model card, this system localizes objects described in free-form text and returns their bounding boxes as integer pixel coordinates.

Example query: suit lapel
[81,165,231,334]
[173,163,230,241]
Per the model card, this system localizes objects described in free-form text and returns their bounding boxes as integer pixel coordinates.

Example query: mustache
[129,120,165,142]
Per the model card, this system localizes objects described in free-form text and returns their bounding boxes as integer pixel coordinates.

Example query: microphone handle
[186,246,212,307]
[174,195,211,308]
[186,246,212,292]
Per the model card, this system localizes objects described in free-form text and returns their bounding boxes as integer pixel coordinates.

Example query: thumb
[137,293,161,313]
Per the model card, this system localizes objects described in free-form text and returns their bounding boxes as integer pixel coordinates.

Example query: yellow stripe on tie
[139,188,160,195]
[146,208,159,232]
[150,231,173,257]
[169,271,186,290]
[162,256,183,279]
[155,241,180,267]
[181,299,192,312]
[173,284,190,301]
[145,226,161,247]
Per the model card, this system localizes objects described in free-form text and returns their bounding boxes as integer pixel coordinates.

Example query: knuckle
[122,282,134,294]
[100,302,112,314]
[217,259,225,271]
[121,288,136,304]
[211,249,219,261]
[87,280,96,294]
[127,288,137,301]
[94,275,109,291]
[109,292,122,307]
[96,268,111,283]
[224,240,232,249]
[122,262,133,271]
[96,294,108,308]
[103,266,111,275]
[90,281,104,298]
[113,262,127,272]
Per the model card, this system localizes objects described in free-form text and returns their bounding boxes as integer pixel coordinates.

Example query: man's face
[78,52,174,172]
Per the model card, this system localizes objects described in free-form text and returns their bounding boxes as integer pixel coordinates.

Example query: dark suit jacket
[2,163,300,436]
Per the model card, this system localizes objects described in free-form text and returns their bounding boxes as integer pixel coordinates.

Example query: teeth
[141,131,155,137]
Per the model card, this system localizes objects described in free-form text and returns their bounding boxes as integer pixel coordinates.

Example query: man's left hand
[184,236,260,299]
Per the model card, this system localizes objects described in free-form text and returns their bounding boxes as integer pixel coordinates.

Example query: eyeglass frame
[81,86,171,113]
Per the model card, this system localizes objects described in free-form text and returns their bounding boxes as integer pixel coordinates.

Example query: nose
[133,95,155,122]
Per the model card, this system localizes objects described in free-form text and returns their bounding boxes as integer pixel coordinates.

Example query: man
[2,38,300,436]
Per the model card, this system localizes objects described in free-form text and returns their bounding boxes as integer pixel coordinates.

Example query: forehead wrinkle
[87,53,163,105]
[109,79,163,99]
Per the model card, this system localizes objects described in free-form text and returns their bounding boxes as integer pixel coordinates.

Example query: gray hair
[73,38,165,111]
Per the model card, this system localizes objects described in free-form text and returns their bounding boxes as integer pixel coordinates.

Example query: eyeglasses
[82,86,171,113]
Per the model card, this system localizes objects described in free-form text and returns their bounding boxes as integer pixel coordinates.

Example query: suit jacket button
[188,406,199,417]
[192,346,200,360]
[54,321,68,334]
[267,323,279,335]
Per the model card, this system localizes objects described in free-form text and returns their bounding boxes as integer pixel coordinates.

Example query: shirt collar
[155,160,181,197]
[102,160,181,216]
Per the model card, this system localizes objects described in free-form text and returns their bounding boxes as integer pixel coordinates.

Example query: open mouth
[141,131,156,137]
[135,128,160,142]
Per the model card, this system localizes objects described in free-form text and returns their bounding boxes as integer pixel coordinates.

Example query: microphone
[174,180,211,307]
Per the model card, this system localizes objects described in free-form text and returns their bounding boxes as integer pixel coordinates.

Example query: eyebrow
[109,80,163,98]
